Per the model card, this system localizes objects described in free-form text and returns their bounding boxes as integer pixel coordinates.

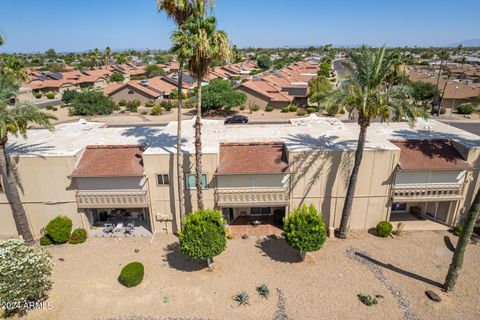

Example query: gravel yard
[20,231,480,320]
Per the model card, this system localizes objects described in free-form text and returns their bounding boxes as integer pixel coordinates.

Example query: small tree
[109,72,125,83]
[179,209,227,269]
[201,79,246,112]
[0,239,53,316]
[69,91,114,116]
[283,204,327,261]
[61,89,78,105]
[256,54,272,69]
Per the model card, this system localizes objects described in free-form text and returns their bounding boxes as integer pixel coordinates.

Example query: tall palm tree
[171,7,231,209]
[433,49,450,115]
[0,73,56,245]
[323,46,427,239]
[444,189,480,291]
[104,46,112,69]
[158,0,213,217]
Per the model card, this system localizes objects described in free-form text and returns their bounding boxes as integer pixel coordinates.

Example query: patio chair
[124,223,135,236]
[114,222,124,233]
[103,223,114,234]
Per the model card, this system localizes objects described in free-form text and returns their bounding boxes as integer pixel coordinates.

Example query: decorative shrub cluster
[119,262,144,288]
[376,221,393,238]
[457,103,476,115]
[69,228,88,244]
[0,240,53,316]
[45,216,72,244]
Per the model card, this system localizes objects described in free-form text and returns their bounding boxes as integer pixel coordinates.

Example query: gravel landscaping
[18,231,480,320]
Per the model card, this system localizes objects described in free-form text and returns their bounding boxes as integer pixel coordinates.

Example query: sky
[0,0,479,53]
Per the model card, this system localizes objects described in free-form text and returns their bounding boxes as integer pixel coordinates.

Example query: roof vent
[140,80,149,86]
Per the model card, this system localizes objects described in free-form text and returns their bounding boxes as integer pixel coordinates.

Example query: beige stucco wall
[109,86,156,104]
[217,174,287,188]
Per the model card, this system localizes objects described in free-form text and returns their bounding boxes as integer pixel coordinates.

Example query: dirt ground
[19,230,480,320]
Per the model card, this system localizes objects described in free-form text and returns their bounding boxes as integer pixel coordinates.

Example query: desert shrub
[0,240,53,316]
[45,216,72,244]
[69,91,114,116]
[160,100,174,111]
[145,100,155,108]
[281,106,289,113]
[119,108,126,114]
[357,294,377,306]
[118,99,127,106]
[126,99,141,112]
[439,107,447,115]
[250,104,260,112]
[256,284,270,299]
[307,107,317,114]
[233,291,250,306]
[34,92,43,99]
[457,103,476,115]
[376,221,393,238]
[46,105,54,110]
[288,104,297,112]
[265,105,273,112]
[45,92,55,99]
[109,72,125,83]
[453,224,464,236]
[239,105,245,110]
[283,204,327,260]
[297,110,306,116]
[52,107,58,111]
[151,104,162,116]
[61,89,77,104]
[140,111,148,115]
[68,228,87,244]
[179,209,226,266]
[119,262,144,288]
[39,235,53,246]
[113,103,120,111]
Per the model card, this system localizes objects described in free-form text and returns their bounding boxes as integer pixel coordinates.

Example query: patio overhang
[392,183,464,202]
[76,190,149,209]
[216,188,288,207]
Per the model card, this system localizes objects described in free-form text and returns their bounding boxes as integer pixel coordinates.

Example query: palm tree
[308,76,333,108]
[104,46,112,69]
[158,0,213,216]
[0,73,56,245]
[171,6,231,209]
[433,49,450,115]
[323,46,427,239]
[0,35,4,46]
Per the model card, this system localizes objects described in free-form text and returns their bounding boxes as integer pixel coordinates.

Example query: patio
[389,212,450,231]
[227,215,284,236]
[89,221,152,238]
[87,208,152,238]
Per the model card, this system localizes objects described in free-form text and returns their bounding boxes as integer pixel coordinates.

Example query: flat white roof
[8,115,480,157]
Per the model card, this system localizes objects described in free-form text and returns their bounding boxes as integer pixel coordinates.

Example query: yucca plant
[233,291,250,306]
[256,284,270,299]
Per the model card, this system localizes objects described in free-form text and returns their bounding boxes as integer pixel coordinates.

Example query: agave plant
[256,284,270,299]
[357,294,378,306]
[233,291,250,306]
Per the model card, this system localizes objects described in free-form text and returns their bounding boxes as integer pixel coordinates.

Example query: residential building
[2,116,480,238]
[105,77,177,103]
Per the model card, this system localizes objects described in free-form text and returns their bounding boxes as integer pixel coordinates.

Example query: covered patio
[389,212,450,231]
[227,215,284,236]
[87,208,152,238]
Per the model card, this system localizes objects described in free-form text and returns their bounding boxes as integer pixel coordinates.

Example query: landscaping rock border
[272,288,288,320]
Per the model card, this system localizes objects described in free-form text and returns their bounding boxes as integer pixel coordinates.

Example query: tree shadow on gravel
[354,252,444,289]
[256,235,301,263]
[443,235,456,252]
[164,242,206,272]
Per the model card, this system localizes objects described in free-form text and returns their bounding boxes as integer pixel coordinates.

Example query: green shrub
[453,224,464,236]
[288,104,297,112]
[439,107,447,115]
[160,100,174,111]
[239,105,245,111]
[256,284,270,299]
[46,105,54,110]
[307,107,317,114]
[126,99,141,112]
[376,221,393,238]
[61,90,77,105]
[69,228,87,244]
[118,99,127,106]
[45,216,72,244]
[145,100,155,108]
[119,262,144,288]
[457,103,476,115]
[34,92,43,99]
[140,111,148,115]
[250,104,260,112]
[357,294,377,306]
[297,110,306,116]
[283,204,327,260]
[69,91,114,116]
[39,235,53,246]
[265,105,273,112]
[233,291,250,306]
[151,104,162,116]
[46,92,55,99]
[109,72,125,83]
[113,103,121,111]
[179,209,226,266]
[52,107,58,111]
[281,107,289,113]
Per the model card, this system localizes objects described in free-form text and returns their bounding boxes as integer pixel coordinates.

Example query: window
[186,173,208,189]
[128,90,134,94]
[391,203,407,212]
[250,207,271,215]
[156,174,169,186]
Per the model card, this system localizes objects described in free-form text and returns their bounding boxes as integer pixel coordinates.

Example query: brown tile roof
[217,142,289,174]
[71,145,145,177]
[392,140,470,171]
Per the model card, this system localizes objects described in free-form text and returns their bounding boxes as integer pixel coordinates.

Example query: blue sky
[0,0,479,53]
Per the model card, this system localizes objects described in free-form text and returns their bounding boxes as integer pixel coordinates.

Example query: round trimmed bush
[39,235,53,246]
[45,216,72,244]
[376,221,393,237]
[46,92,55,99]
[288,104,297,112]
[119,262,144,287]
[307,107,317,114]
[265,105,273,112]
[281,107,289,113]
[439,107,447,115]
[456,103,476,115]
[69,228,87,244]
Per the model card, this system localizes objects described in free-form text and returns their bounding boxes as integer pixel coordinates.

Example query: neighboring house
[2,116,480,238]
[106,77,176,103]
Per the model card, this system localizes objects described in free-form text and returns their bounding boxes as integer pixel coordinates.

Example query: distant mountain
[450,39,480,47]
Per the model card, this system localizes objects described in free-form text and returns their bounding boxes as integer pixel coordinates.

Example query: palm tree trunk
[433,60,444,115]
[444,189,480,292]
[0,138,35,245]
[176,61,185,226]
[194,77,204,209]
[337,119,369,239]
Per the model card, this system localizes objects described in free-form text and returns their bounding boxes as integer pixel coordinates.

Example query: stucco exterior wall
[109,86,156,104]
